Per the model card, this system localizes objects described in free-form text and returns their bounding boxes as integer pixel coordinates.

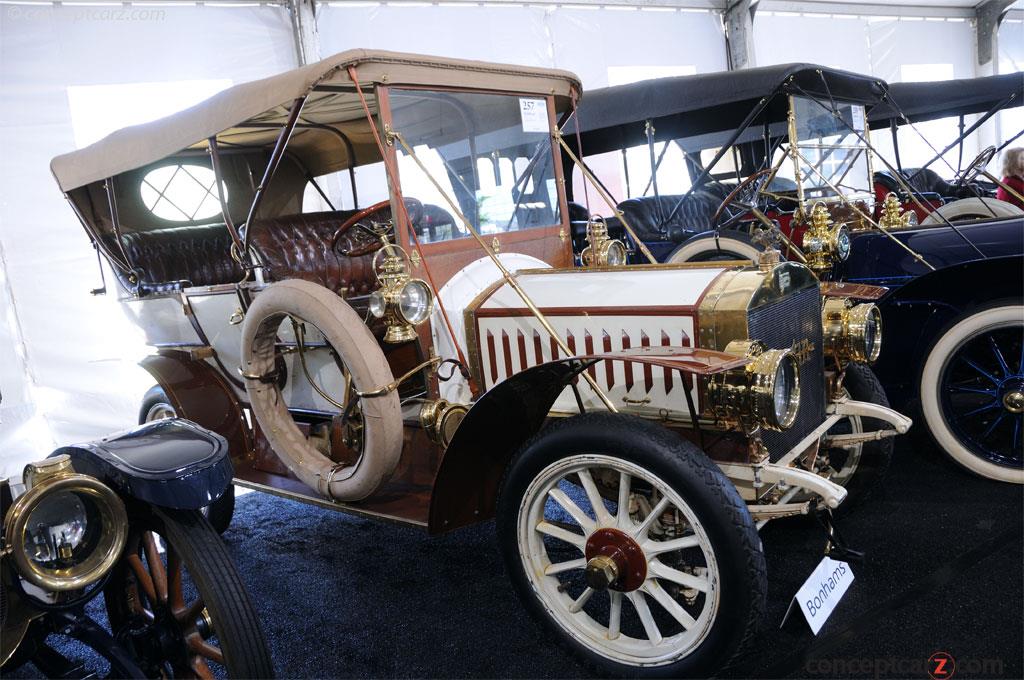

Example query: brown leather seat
[247,210,378,297]
[107,224,244,294]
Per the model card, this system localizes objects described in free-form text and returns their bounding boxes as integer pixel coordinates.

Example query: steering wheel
[954,145,997,188]
[330,200,393,254]
[711,169,773,230]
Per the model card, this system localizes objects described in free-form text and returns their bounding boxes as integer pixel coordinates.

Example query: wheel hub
[1002,390,1024,414]
[584,528,646,592]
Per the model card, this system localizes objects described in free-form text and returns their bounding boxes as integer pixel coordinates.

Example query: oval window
[140,164,226,222]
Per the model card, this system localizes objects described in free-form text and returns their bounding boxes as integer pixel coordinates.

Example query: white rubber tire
[921,197,1024,225]
[241,279,404,500]
[666,234,761,263]
[919,304,1024,483]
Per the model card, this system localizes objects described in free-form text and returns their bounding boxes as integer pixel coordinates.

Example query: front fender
[873,255,1023,401]
[428,346,747,533]
[54,419,232,510]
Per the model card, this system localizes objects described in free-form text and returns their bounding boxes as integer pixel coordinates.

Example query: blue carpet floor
[8,435,1023,678]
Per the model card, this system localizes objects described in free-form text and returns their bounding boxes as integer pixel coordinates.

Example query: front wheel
[497,413,766,678]
[817,363,894,510]
[104,508,274,678]
[919,303,1024,483]
[139,385,235,533]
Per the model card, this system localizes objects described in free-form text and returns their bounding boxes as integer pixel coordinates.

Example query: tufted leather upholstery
[107,224,244,293]
[247,210,381,297]
[615,192,721,242]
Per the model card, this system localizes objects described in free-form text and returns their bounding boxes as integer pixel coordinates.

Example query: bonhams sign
[783,557,855,634]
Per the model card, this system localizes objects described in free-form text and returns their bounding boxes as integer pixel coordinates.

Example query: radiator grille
[746,286,825,461]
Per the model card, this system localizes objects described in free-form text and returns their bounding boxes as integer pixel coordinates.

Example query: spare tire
[921,197,1023,225]
[241,279,403,501]
[666,229,762,263]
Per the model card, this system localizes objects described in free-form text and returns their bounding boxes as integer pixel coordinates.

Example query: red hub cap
[585,528,647,592]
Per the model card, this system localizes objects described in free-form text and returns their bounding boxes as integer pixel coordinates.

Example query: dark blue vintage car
[564,66,1023,483]
[1,418,274,678]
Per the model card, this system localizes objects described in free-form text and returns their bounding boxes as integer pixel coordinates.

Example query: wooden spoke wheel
[104,508,273,678]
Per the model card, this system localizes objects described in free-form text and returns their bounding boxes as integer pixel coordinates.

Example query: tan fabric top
[50,49,581,192]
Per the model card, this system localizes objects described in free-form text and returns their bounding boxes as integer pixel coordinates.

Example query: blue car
[565,65,1023,482]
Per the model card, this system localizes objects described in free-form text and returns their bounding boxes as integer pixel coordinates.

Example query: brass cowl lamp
[367,243,434,344]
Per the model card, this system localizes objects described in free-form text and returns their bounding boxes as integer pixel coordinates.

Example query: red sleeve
[996,176,1024,209]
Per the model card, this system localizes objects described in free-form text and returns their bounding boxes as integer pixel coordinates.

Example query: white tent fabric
[316,4,728,87]
[0,3,297,477]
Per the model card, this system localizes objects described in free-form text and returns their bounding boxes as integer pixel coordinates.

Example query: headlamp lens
[398,280,432,324]
[772,353,799,429]
[606,240,627,266]
[368,291,386,318]
[836,226,851,261]
[25,491,90,569]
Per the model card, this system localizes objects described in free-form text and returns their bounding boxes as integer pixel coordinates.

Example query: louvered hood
[465,266,730,416]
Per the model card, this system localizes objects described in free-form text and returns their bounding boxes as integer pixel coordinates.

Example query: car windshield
[779,95,873,202]
[388,88,562,244]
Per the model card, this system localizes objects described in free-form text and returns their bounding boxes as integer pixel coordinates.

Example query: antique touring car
[2,419,273,678]
[50,50,911,676]
[564,64,1023,483]
[868,71,1024,224]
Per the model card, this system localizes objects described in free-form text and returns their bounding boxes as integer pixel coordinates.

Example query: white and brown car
[51,49,911,677]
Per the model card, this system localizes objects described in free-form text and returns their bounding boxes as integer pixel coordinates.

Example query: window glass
[140,164,225,222]
[388,89,561,243]
[790,96,871,199]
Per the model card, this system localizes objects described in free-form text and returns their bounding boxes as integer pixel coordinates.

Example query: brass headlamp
[708,340,801,431]
[367,243,434,344]
[3,455,127,592]
[802,202,851,273]
[878,192,918,229]
[580,216,627,267]
[821,297,882,363]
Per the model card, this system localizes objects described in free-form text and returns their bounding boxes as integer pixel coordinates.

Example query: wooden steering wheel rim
[330,200,392,252]
[711,168,772,226]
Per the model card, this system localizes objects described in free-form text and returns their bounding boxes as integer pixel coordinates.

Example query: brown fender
[428,347,747,534]
[140,351,252,463]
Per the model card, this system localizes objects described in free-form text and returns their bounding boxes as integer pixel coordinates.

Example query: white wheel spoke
[643,580,697,630]
[649,559,711,593]
[607,591,622,640]
[633,495,670,538]
[536,521,587,551]
[627,591,663,645]
[642,535,700,556]
[569,587,594,613]
[548,488,596,532]
[578,469,614,526]
[544,558,586,576]
[616,471,632,530]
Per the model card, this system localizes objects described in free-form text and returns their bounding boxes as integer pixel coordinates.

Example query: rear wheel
[139,386,235,534]
[104,508,273,678]
[497,413,765,678]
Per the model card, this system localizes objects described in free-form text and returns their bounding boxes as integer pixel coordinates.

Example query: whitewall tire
[666,232,761,263]
[919,303,1024,483]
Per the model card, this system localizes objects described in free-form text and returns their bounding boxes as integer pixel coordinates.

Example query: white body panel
[432,254,550,404]
[188,291,244,380]
[472,266,726,416]
[122,296,200,347]
[483,268,724,310]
